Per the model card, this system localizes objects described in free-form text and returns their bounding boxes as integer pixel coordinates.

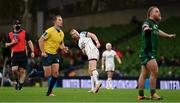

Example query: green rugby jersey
[140,19,159,59]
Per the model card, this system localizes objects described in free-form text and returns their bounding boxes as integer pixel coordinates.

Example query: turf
[0,87,179,102]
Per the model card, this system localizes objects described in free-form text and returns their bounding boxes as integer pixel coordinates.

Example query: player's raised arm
[158,30,176,38]
[87,32,101,48]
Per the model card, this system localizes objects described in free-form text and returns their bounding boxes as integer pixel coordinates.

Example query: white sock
[92,70,99,85]
[108,78,112,88]
[90,76,95,89]
[106,80,110,88]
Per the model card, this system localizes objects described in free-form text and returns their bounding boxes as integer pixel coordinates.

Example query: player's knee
[44,73,51,78]
[150,71,158,78]
[12,66,18,72]
[19,69,25,74]
[52,72,59,78]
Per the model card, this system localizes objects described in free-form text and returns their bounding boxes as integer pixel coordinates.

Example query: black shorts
[42,53,61,66]
[11,51,28,69]
[140,55,156,66]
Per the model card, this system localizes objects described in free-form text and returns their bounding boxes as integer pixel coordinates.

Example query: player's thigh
[146,59,158,74]
[19,58,28,71]
[42,54,52,67]
[12,66,19,72]
[89,60,97,71]
[19,67,26,74]
[87,49,99,61]
[140,65,149,76]
[105,65,115,72]
[52,63,59,77]
[43,66,52,78]
[11,56,19,72]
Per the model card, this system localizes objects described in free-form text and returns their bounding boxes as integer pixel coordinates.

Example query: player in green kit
[137,6,176,100]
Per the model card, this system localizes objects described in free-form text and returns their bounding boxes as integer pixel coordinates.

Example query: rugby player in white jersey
[102,43,122,89]
[70,29,102,93]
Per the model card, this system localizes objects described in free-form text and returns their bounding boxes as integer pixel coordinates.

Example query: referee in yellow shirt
[38,15,68,96]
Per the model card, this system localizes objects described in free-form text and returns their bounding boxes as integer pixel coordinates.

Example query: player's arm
[101,56,105,70]
[158,30,176,38]
[28,41,34,58]
[115,55,122,64]
[38,32,48,57]
[82,48,86,55]
[87,32,101,48]
[142,23,152,31]
[26,32,34,58]
[142,22,152,37]
[5,34,17,48]
[60,41,68,53]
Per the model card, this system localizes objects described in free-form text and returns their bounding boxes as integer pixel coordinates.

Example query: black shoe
[15,83,19,90]
[18,83,23,90]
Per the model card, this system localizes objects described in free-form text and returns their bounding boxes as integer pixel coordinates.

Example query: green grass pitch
[0,87,179,102]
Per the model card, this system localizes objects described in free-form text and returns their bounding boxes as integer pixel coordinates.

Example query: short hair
[106,43,112,49]
[146,6,158,19]
[52,15,62,22]
[69,29,76,34]
[12,18,21,25]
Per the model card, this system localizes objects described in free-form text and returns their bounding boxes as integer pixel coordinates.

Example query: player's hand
[31,52,35,58]
[82,48,86,55]
[119,60,122,64]
[41,52,48,57]
[144,27,152,31]
[96,42,101,48]
[168,34,176,38]
[143,24,152,31]
[11,39,18,45]
[63,46,69,53]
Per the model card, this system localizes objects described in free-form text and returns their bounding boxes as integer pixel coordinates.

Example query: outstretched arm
[115,55,122,64]
[159,30,176,38]
[87,32,101,48]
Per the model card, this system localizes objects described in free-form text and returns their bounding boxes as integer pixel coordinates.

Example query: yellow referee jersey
[42,26,64,54]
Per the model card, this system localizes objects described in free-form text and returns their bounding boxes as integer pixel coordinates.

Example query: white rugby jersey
[102,50,117,67]
[78,31,97,52]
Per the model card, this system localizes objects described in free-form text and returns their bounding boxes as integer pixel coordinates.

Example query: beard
[154,15,162,22]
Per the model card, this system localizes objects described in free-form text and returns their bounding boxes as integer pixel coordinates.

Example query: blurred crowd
[158,56,180,67]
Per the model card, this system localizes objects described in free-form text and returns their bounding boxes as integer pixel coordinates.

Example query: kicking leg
[89,60,101,93]
[88,70,95,93]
